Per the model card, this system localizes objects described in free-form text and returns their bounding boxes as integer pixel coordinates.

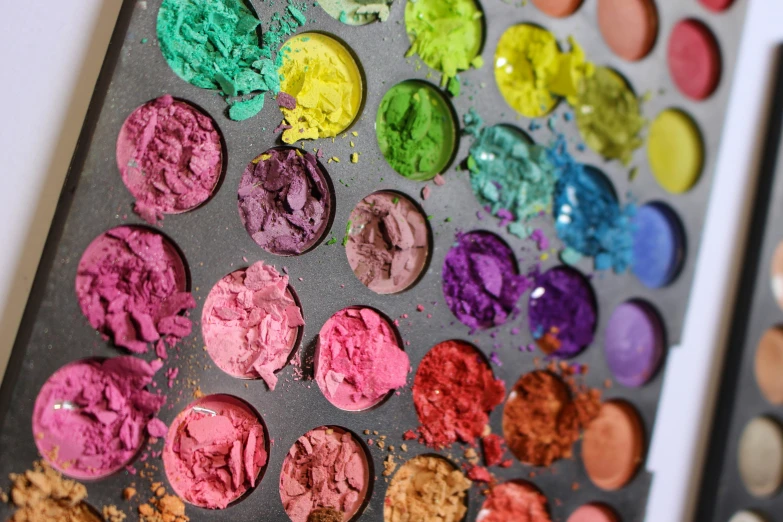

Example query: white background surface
[0,0,779,520]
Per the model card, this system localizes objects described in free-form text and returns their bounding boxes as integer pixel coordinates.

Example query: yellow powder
[278,33,363,144]
[647,109,704,194]
[494,25,591,118]
[384,455,471,522]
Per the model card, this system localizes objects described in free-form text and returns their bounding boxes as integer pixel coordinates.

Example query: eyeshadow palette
[0,0,749,520]
[696,47,783,522]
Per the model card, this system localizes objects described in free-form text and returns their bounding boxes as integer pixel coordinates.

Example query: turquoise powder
[467,125,557,239]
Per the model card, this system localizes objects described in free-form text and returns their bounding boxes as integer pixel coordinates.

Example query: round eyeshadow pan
[647,109,704,194]
[738,416,783,498]
[477,481,550,521]
[754,327,783,405]
[667,19,722,100]
[605,301,665,388]
[632,202,686,288]
[162,394,269,509]
[581,400,645,491]
[699,0,735,13]
[770,241,783,311]
[531,0,583,18]
[376,80,456,181]
[568,503,619,522]
[597,0,658,61]
[280,426,371,521]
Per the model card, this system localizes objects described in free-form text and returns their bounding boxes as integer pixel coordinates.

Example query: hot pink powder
[32,356,167,479]
[279,427,369,522]
[201,261,304,389]
[163,395,268,510]
[315,307,409,411]
[75,226,195,354]
[116,95,223,224]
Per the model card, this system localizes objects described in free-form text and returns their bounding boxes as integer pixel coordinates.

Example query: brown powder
[5,461,104,522]
[103,504,127,522]
[502,370,601,466]
[308,507,344,522]
[384,455,471,522]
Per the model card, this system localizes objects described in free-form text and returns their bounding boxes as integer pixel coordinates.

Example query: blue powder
[467,125,557,238]
[549,136,635,273]
[632,203,685,288]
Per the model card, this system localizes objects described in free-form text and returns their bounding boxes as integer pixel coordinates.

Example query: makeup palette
[0,0,748,521]
[697,48,783,522]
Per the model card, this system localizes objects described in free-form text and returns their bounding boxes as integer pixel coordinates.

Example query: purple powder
[442,231,531,331]
[604,301,664,387]
[527,266,597,358]
[238,148,332,255]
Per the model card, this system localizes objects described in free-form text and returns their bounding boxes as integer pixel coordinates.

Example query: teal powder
[468,125,557,236]
[549,136,635,273]
[157,0,308,121]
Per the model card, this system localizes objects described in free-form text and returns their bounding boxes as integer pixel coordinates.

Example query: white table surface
[0,0,780,520]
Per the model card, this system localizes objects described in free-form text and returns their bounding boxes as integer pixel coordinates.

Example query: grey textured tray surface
[0,0,747,521]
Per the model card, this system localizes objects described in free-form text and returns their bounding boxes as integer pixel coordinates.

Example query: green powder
[318,0,393,25]
[404,0,484,86]
[157,0,307,121]
[467,124,557,237]
[571,67,646,165]
[376,81,457,181]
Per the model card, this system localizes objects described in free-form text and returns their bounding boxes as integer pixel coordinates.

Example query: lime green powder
[572,67,646,165]
[157,0,307,121]
[376,81,456,181]
[404,0,484,85]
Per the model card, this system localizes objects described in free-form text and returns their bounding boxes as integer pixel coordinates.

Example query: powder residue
[404,0,484,86]
[384,455,471,522]
[278,33,363,143]
[316,307,410,411]
[138,494,188,522]
[528,266,597,358]
[202,261,304,388]
[32,357,166,479]
[412,340,505,448]
[163,395,268,509]
[238,148,332,255]
[468,125,557,238]
[318,0,392,24]
[494,25,591,118]
[75,226,195,354]
[549,137,635,273]
[442,231,532,330]
[376,81,456,181]
[116,95,222,224]
[279,427,369,522]
[477,481,550,522]
[503,370,601,466]
[4,461,104,522]
[345,191,430,294]
[157,0,308,121]
[572,67,645,165]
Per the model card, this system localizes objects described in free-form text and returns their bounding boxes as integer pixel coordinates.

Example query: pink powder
[32,356,166,479]
[116,95,223,223]
[162,395,268,510]
[279,427,369,522]
[75,226,195,354]
[315,307,409,411]
[201,261,304,389]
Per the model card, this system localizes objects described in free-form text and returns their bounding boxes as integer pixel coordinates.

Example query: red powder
[482,434,506,467]
[412,340,506,448]
[466,465,492,483]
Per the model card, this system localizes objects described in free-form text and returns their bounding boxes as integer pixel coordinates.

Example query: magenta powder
[202,261,304,389]
[442,231,531,330]
[238,148,332,255]
[32,356,166,479]
[75,226,195,354]
[528,266,597,358]
[116,95,222,224]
